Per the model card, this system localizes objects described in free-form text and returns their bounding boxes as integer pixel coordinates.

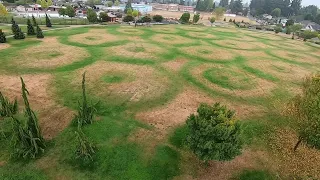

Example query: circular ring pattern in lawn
[187,32,217,39]
[106,42,165,60]
[270,50,320,64]
[181,45,236,61]
[71,61,171,104]
[190,63,276,97]
[247,31,284,41]
[151,25,178,33]
[151,34,194,45]
[215,39,272,50]
[117,26,145,35]
[69,29,120,45]
[268,40,312,52]
[177,25,208,32]
[16,37,89,69]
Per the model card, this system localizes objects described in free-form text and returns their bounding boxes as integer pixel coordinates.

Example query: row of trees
[250,0,303,17]
[58,5,76,18]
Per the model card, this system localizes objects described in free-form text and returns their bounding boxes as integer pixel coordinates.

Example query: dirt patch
[107,42,165,60]
[0,74,74,139]
[188,32,217,39]
[136,87,264,136]
[151,34,194,45]
[16,37,89,68]
[69,29,119,45]
[0,44,10,51]
[271,50,320,64]
[73,61,169,102]
[270,128,320,179]
[191,64,276,97]
[196,149,274,180]
[162,58,188,72]
[247,59,312,82]
[181,46,236,61]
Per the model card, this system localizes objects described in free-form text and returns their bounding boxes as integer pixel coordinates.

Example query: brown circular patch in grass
[215,40,271,49]
[271,50,320,64]
[151,25,177,33]
[162,58,188,72]
[188,31,217,39]
[73,61,170,102]
[69,29,119,45]
[107,42,165,60]
[17,37,89,68]
[191,64,276,97]
[0,74,74,139]
[151,34,194,45]
[117,26,144,35]
[247,59,311,82]
[0,43,10,51]
[181,45,236,61]
[270,128,320,179]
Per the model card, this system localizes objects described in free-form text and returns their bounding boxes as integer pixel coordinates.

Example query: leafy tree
[290,0,301,16]
[209,16,215,26]
[315,14,320,24]
[40,0,49,10]
[58,8,66,17]
[301,30,318,41]
[230,0,243,14]
[114,0,120,6]
[219,0,229,8]
[141,15,151,23]
[36,25,44,38]
[287,74,320,150]
[214,7,225,20]
[300,5,318,19]
[32,15,37,26]
[124,0,132,14]
[290,24,302,39]
[274,26,282,34]
[106,1,113,7]
[11,78,45,159]
[45,14,52,27]
[27,19,35,35]
[66,5,75,18]
[122,15,134,22]
[304,13,314,21]
[185,103,242,162]
[153,15,163,22]
[179,12,190,24]
[0,29,6,43]
[87,9,97,23]
[285,19,294,27]
[193,14,200,24]
[0,3,8,16]
[271,8,281,17]
[99,12,108,22]
[126,8,133,16]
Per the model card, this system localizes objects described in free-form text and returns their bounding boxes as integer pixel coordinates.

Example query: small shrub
[74,129,96,167]
[74,73,97,127]
[193,14,200,24]
[229,19,233,22]
[209,17,215,26]
[179,12,190,24]
[36,25,44,39]
[185,103,242,162]
[0,92,18,117]
[152,15,163,22]
[287,74,320,150]
[45,14,52,27]
[223,17,226,21]
[274,26,282,34]
[0,29,6,43]
[233,19,236,23]
[27,19,35,35]
[11,78,46,159]
[141,15,152,23]
[11,18,25,40]
[301,30,318,41]
[123,15,134,22]
[241,20,244,23]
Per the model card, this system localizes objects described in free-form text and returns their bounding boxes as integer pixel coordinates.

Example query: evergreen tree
[290,0,302,16]
[231,0,243,14]
[14,28,25,40]
[0,29,6,43]
[124,0,132,13]
[219,0,229,8]
[32,15,37,26]
[12,18,25,39]
[27,19,35,35]
[45,14,52,27]
[36,25,44,39]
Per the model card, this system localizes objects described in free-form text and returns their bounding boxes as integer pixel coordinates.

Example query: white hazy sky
[242,0,320,7]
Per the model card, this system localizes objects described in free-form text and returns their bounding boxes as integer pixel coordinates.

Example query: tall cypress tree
[32,15,37,26]
[45,14,52,27]
[36,25,44,39]
[27,19,35,35]
[0,29,6,43]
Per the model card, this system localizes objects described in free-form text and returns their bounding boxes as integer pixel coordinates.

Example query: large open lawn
[0,24,320,179]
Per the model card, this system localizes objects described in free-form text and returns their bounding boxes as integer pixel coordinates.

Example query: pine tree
[11,18,19,35]
[0,29,6,43]
[14,28,25,39]
[36,25,44,38]
[124,0,132,13]
[32,15,37,26]
[27,19,35,35]
[45,14,52,27]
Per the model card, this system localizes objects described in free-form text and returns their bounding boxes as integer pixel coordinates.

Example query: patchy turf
[0,24,319,180]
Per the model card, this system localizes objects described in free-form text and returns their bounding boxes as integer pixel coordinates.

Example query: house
[48,5,63,12]
[167,4,178,12]
[16,5,33,12]
[179,5,193,12]
[300,20,320,32]
[107,12,117,22]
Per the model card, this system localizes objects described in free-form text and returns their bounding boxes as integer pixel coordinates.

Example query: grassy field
[0,24,320,180]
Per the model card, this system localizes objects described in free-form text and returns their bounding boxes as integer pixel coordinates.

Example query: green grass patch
[169,125,188,149]
[232,169,277,180]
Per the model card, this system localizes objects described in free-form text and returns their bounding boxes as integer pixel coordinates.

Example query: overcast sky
[242,0,320,7]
